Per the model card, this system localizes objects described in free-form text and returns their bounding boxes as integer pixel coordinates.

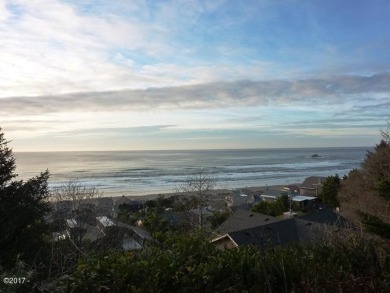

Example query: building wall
[212,237,237,249]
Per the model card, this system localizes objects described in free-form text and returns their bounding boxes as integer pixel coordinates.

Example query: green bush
[67,232,390,292]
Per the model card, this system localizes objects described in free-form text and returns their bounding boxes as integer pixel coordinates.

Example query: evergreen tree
[319,174,341,207]
[0,127,51,269]
[0,129,17,186]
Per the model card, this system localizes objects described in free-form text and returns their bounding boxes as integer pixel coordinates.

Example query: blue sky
[0,0,389,151]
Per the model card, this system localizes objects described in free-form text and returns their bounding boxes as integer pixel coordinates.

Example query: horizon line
[13,145,373,154]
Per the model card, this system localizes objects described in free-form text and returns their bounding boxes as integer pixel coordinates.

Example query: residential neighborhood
[47,175,347,252]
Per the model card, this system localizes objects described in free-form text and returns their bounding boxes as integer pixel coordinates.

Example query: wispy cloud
[1,73,388,116]
[49,125,175,137]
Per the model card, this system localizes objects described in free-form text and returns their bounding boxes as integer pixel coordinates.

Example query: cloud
[0,0,184,97]
[0,73,389,116]
[49,125,175,137]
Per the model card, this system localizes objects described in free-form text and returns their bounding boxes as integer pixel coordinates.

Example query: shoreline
[111,184,288,202]
[48,184,289,203]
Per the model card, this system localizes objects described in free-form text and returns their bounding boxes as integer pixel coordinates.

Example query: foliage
[339,125,390,241]
[143,211,170,240]
[0,128,51,270]
[252,194,289,216]
[358,212,390,239]
[67,232,390,292]
[319,174,341,207]
[0,129,17,186]
[208,210,231,229]
[117,206,139,225]
[145,195,176,211]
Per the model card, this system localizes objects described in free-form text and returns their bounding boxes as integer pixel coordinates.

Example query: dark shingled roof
[215,209,280,235]
[299,209,350,227]
[228,218,299,248]
[213,209,353,249]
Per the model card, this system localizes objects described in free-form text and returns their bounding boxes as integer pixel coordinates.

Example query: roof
[285,184,300,192]
[122,238,143,250]
[228,219,299,248]
[300,176,326,187]
[299,209,350,227]
[116,221,152,241]
[66,218,77,228]
[260,194,278,199]
[261,189,284,197]
[96,216,115,227]
[215,209,280,235]
[292,195,317,202]
[212,209,353,249]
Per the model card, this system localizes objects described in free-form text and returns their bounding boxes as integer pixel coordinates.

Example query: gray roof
[116,221,152,241]
[213,209,352,249]
[228,219,299,248]
[299,209,350,228]
[261,189,285,197]
[215,209,279,235]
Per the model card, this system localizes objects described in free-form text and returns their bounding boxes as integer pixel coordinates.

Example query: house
[116,221,152,249]
[299,176,326,196]
[298,208,351,227]
[56,200,73,212]
[291,195,317,209]
[96,216,116,235]
[114,196,145,218]
[283,184,300,194]
[66,218,77,229]
[214,209,279,236]
[260,189,287,202]
[95,197,114,217]
[65,218,78,237]
[53,200,73,219]
[226,190,252,208]
[212,209,350,249]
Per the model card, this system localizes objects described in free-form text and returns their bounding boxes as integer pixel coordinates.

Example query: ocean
[14,147,370,197]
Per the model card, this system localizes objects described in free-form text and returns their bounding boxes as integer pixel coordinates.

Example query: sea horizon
[14,145,372,154]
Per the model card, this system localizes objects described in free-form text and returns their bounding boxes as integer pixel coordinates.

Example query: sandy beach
[113,184,288,202]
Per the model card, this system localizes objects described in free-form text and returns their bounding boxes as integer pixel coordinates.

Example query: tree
[339,125,390,240]
[0,129,17,186]
[319,174,341,207]
[0,127,51,269]
[51,180,103,251]
[208,210,231,229]
[252,194,289,217]
[175,169,216,230]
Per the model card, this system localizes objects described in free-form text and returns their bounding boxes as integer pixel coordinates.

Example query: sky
[0,0,389,152]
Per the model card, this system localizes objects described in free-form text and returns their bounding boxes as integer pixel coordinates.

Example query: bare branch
[175,169,216,230]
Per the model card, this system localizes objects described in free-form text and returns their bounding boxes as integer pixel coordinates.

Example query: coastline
[111,184,288,202]
[48,184,288,204]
